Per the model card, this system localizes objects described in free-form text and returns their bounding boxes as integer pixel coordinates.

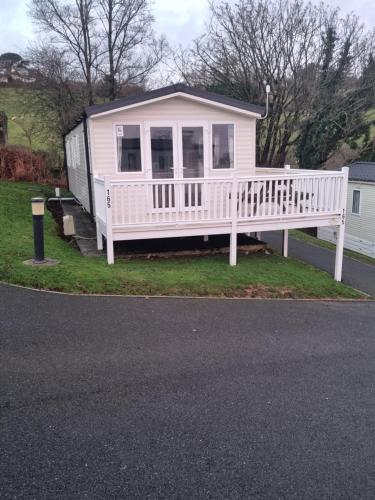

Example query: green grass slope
[0,180,366,298]
[0,86,47,150]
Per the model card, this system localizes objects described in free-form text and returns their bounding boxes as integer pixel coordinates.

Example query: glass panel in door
[151,126,175,209]
[181,126,204,207]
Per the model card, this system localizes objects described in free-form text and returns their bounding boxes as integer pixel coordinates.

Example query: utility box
[63,215,76,236]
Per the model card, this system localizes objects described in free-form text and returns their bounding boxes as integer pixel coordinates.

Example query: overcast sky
[0,0,374,55]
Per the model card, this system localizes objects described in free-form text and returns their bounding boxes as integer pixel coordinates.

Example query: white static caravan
[318,162,375,258]
[64,84,349,281]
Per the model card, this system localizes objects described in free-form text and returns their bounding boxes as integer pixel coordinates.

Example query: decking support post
[104,176,115,265]
[230,232,237,266]
[203,235,209,242]
[334,224,344,282]
[334,167,349,281]
[229,176,238,266]
[282,229,289,257]
[96,221,103,251]
[255,232,262,241]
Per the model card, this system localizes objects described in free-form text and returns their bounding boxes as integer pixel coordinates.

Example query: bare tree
[297,20,375,168]
[179,0,373,168]
[24,44,88,137]
[29,0,99,104]
[95,0,166,100]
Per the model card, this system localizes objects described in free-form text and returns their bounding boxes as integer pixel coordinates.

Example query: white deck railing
[94,170,347,229]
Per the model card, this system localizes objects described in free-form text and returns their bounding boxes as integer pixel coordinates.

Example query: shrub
[0,145,66,186]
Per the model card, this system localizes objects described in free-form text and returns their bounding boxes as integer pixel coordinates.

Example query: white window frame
[210,122,236,171]
[112,120,237,176]
[177,120,209,179]
[113,123,145,174]
[351,188,361,215]
[178,121,209,211]
[144,121,179,179]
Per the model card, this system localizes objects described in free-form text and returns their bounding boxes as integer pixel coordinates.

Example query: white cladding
[88,96,256,178]
[65,121,91,213]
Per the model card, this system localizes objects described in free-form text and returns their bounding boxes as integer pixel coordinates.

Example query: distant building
[0,53,36,85]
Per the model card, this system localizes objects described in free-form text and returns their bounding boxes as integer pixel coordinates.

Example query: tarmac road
[1,283,375,499]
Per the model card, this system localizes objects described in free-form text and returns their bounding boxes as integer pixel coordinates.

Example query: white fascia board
[348,180,375,187]
[88,92,262,119]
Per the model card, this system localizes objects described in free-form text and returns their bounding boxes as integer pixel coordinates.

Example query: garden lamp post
[31,197,46,264]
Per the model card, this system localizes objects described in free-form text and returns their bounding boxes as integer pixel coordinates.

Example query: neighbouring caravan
[318,162,375,258]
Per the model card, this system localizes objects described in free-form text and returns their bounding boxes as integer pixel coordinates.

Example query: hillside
[0,86,50,151]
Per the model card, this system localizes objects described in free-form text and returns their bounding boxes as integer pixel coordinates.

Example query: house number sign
[106,189,111,208]
[341,208,346,225]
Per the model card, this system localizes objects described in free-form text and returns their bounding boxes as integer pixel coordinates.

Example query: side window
[75,135,80,167]
[66,134,81,169]
[212,124,234,169]
[352,189,361,214]
[66,139,72,167]
[117,125,142,172]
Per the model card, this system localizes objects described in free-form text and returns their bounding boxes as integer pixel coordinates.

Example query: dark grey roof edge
[345,162,375,183]
[85,83,265,117]
[63,116,86,137]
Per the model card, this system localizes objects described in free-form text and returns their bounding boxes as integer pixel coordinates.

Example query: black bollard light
[31,197,46,264]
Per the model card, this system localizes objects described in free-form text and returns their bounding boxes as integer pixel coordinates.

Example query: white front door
[146,121,208,180]
[146,122,208,210]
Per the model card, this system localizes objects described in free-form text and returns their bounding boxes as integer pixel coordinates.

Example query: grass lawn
[0,180,367,299]
[290,229,375,267]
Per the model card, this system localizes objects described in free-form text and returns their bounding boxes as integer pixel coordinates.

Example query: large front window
[212,124,234,169]
[117,125,142,172]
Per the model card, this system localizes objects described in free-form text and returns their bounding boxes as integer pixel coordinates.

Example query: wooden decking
[93,167,349,280]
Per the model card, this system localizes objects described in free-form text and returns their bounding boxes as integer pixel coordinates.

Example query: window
[212,124,234,169]
[66,136,79,168]
[117,125,142,172]
[352,189,361,214]
[74,136,80,167]
[66,139,72,167]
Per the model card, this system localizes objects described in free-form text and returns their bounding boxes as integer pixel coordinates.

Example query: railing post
[334,167,349,281]
[229,175,238,266]
[282,164,290,257]
[104,176,114,264]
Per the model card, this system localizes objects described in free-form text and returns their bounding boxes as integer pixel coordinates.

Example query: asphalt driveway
[264,230,375,297]
[1,284,375,499]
